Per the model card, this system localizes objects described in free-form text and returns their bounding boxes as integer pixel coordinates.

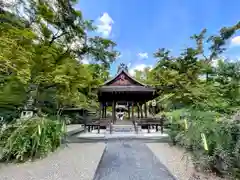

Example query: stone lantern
[20,87,37,119]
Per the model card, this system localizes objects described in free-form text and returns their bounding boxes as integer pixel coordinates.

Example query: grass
[0,117,66,162]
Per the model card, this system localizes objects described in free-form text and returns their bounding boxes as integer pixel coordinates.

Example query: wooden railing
[132,119,139,134]
[136,117,165,134]
[84,117,112,134]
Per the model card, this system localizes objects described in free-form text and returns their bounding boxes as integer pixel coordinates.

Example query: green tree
[0,0,119,119]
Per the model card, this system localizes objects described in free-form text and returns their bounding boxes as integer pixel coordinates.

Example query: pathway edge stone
[92,145,107,180]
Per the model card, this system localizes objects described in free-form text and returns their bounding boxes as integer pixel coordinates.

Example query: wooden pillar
[144,102,147,118]
[104,105,107,118]
[103,106,105,118]
[112,101,114,122]
[137,103,140,118]
[105,106,107,118]
[102,104,104,118]
[83,110,87,132]
[98,125,100,133]
[112,100,116,123]
[140,103,143,118]
[131,102,134,120]
[99,102,102,118]
[128,104,130,119]
[101,103,105,118]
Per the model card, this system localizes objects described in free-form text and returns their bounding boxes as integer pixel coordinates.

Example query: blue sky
[76,0,240,75]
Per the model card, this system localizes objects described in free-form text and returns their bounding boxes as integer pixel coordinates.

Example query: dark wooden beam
[99,102,102,118]
[140,103,143,118]
[105,105,106,118]
[128,104,130,119]
[103,105,105,118]
[112,100,116,123]
[101,103,104,118]
[137,103,140,118]
[144,102,147,118]
[131,102,134,120]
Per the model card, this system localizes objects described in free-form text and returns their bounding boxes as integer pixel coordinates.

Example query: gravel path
[0,143,105,180]
[93,140,175,180]
[147,143,227,180]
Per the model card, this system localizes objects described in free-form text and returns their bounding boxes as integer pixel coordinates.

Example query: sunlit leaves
[140,22,240,114]
[0,27,34,84]
[0,0,118,119]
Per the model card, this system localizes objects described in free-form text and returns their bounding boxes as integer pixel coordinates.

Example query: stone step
[111,127,140,130]
[106,129,136,132]
[106,125,141,133]
[113,125,141,127]
[112,130,134,133]
[112,125,134,128]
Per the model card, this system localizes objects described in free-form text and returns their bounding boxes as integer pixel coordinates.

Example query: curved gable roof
[102,69,147,86]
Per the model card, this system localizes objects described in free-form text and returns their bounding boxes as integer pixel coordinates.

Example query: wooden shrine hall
[98,63,158,123]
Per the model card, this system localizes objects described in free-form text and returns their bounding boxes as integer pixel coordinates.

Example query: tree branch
[49,31,67,45]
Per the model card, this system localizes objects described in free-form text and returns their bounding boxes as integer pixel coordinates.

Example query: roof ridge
[101,68,147,86]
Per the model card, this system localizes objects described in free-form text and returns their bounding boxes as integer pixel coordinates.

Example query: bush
[0,117,66,162]
[165,109,240,179]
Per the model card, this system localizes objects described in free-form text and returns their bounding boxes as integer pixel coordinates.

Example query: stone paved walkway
[93,140,176,180]
[0,143,105,180]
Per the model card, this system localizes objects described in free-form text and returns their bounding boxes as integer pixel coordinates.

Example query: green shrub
[165,109,240,179]
[0,117,66,162]
[163,108,189,144]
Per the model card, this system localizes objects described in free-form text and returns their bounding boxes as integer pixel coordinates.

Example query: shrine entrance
[98,63,158,124]
[80,64,165,137]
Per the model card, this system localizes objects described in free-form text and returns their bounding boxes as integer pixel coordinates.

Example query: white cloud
[82,58,89,64]
[96,13,114,37]
[76,56,89,64]
[211,55,227,67]
[138,52,148,59]
[129,64,153,75]
[231,36,240,46]
[211,58,219,68]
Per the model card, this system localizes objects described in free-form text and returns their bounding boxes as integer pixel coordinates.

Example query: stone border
[66,124,84,136]
[92,145,107,180]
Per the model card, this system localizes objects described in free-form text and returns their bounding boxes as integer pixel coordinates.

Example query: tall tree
[0,0,119,119]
